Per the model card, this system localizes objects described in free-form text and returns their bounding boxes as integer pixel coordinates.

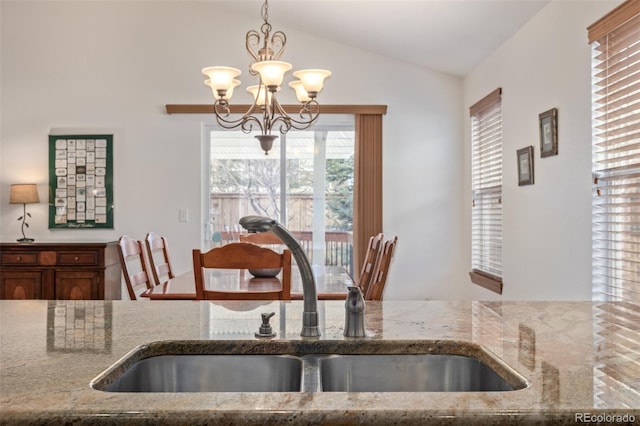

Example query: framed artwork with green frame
[48,134,114,229]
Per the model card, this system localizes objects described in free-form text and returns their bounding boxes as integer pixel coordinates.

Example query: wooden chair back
[117,235,154,300]
[239,231,283,245]
[145,232,175,284]
[365,236,398,301]
[357,233,384,297]
[192,242,292,300]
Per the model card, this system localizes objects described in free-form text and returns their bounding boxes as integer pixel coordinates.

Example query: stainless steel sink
[318,354,522,392]
[91,340,528,393]
[93,354,302,392]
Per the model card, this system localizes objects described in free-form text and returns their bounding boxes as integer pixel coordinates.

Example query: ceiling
[212,0,551,77]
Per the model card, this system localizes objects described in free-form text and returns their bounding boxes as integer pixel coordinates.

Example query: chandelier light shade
[246,85,275,106]
[293,69,332,96]
[202,67,242,98]
[288,80,311,103]
[214,80,241,101]
[9,183,40,243]
[202,0,331,154]
[250,61,292,87]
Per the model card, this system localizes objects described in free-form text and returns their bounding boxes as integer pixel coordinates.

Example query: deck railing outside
[212,230,353,275]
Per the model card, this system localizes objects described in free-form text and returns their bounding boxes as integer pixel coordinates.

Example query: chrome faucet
[239,215,320,337]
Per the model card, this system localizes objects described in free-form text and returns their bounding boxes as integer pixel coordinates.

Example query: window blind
[590,2,640,302]
[470,88,503,294]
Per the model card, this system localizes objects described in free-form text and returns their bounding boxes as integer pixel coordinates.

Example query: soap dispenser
[344,286,366,337]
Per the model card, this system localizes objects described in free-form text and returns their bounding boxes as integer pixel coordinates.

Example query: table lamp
[9,184,40,242]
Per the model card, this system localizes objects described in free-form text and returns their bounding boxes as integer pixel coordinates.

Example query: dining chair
[145,232,175,285]
[365,236,398,301]
[117,235,155,300]
[239,230,305,270]
[192,242,292,300]
[239,231,287,255]
[239,231,283,245]
[357,233,384,298]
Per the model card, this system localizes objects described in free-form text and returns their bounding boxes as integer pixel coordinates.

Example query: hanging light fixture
[202,0,331,155]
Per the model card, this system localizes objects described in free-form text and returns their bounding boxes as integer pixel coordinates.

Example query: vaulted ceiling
[213,0,551,77]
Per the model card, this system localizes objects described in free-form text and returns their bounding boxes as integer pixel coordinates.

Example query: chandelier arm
[271,99,320,131]
[270,116,294,134]
[260,107,272,136]
[269,31,286,61]
[268,114,292,134]
[269,99,293,134]
[246,30,262,69]
[215,113,264,135]
[297,100,320,124]
[240,115,263,134]
[213,100,265,134]
[215,96,262,121]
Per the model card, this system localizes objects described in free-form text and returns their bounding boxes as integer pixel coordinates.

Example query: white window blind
[590,2,640,302]
[470,88,503,294]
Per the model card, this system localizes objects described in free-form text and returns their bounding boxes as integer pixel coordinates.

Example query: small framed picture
[539,108,558,157]
[517,146,534,186]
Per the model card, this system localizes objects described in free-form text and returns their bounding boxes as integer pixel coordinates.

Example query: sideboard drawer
[57,252,98,266]
[1,253,38,266]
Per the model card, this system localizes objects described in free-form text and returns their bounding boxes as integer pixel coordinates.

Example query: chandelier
[202,0,331,155]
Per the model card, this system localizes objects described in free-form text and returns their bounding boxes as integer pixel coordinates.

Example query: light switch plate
[179,208,190,223]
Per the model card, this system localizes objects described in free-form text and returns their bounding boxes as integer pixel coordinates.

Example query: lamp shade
[288,80,311,103]
[293,69,331,95]
[201,66,242,96]
[9,184,40,204]
[247,85,275,106]
[205,78,241,100]
[250,61,292,87]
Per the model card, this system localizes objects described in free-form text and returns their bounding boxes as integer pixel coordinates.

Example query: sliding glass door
[203,116,355,273]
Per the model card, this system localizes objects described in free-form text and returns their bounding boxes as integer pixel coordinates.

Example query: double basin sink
[91,340,529,393]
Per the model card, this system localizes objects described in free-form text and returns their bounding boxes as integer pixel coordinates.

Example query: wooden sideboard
[0,242,121,300]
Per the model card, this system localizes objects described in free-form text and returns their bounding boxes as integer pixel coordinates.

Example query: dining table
[142,264,353,300]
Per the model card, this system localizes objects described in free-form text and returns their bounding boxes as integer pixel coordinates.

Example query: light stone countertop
[1,300,639,425]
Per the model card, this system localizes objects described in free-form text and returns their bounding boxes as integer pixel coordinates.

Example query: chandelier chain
[261,0,271,37]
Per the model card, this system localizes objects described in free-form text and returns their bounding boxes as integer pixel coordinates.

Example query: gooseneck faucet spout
[239,215,320,337]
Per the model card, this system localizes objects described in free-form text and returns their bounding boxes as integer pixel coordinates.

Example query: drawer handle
[74,256,80,261]
[16,256,22,261]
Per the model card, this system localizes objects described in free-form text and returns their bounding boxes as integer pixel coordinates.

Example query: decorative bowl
[248,268,281,278]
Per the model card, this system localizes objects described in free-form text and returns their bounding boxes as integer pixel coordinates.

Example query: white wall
[463,0,622,300]
[0,1,466,300]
